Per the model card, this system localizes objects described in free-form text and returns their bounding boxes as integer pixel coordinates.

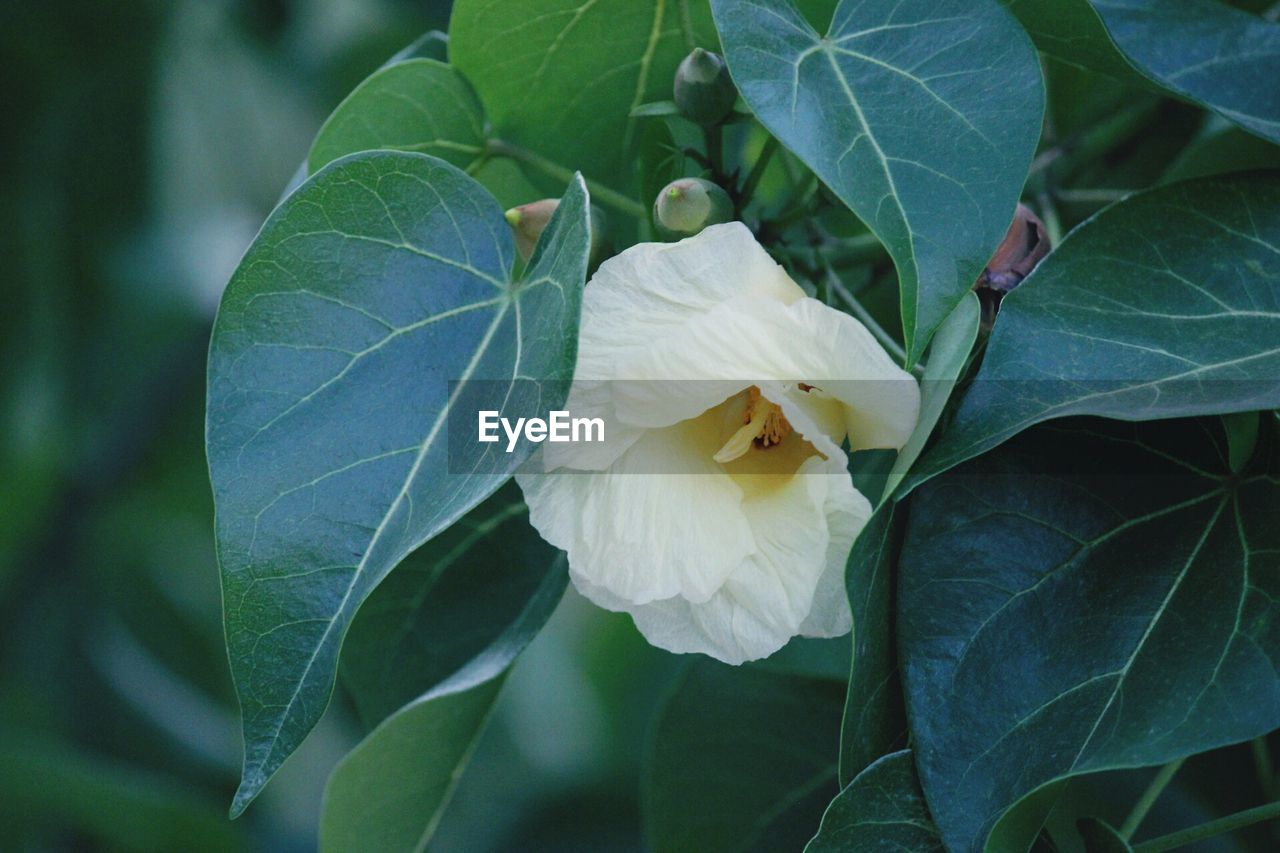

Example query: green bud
[653,178,734,239]
[673,48,736,127]
[505,198,608,263]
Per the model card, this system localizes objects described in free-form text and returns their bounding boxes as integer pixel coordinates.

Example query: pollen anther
[713,386,792,464]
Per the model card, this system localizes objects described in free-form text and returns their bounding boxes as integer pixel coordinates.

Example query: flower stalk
[485,138,646,219]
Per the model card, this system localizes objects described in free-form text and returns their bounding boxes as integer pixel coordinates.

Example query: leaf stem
[704,124,724,180]
[485,138,646,219]
[1133,799,1280,852]
[1120,758,1184,840]
[1054,187,1133,205]
[1033,98,1161,184]
[737,136,779,210]
[677,0,697,51]
[1254,737,1278,800]
[1035,190,1063,246]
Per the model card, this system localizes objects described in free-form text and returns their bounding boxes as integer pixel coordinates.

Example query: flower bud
[673,48,736,127]
[978,203,1050,293]
[975,203,1051,329]
[506,199,607,263]
[506,199,558,261]
[653,178,734,239]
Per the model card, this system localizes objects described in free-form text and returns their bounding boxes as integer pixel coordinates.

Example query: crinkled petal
[518,413,752,606]
[574,222,805,383]
[798,472,869,637]
[612,294,920,449]
[623,455,868,664]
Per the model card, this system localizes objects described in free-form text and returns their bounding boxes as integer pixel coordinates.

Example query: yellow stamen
[713,387,792,464]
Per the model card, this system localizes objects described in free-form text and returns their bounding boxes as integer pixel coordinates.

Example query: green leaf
[631,99,682,117]
[711,0,1043,362]
[644,661,844,853]
[839,502,905,785]
[806,750,944,853]
[1077,818,1134,853]
[898,418,1280,852]
[450,0,716,192]
[911,172,1280,490]
[206,152,591,815]
[1224,411,1261,474]
[1002,0,1280,145]
[1163,122,1280,184]
[882,292,980,501]
[307,59,486,174]
[323,680,502,853]
[320,489,566,851]
[337,484,563,729]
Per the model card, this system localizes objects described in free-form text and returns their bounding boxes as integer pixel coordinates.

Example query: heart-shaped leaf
[806,750,944,853]
[307,59,487,174]
[911,172,1280,490]
[1003,0,1280,144]
[206,151,591,815]
[899,418,1280,852]
[450,0,717,192]
[644,661,844,853]
[711,0,1043,362]
[320,486,566,851]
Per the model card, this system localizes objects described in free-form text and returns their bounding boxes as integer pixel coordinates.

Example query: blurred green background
[0,1,679,849]
[7,1,1280,850]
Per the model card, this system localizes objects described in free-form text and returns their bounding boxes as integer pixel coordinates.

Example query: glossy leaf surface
[206,152,590,814]
[712,0,1043,361]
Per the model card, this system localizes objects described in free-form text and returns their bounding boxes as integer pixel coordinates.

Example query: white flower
[517,223,919,664]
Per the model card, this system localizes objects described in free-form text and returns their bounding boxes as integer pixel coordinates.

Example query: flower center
[712,386,792,464]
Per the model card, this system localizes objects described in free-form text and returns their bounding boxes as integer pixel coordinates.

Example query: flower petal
[574,222,805,383]
[622,455,868,664]
[518,412,753,607]
[609,294,919,448]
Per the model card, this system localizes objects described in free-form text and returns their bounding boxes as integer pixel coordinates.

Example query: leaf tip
[229,776,262,819]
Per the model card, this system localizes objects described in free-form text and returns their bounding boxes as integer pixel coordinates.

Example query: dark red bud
[978,203,1051,293]
[976,203,1051,329]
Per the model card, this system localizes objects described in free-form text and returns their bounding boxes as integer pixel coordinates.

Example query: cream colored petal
[518,413,753,607]
[574,222,805,382]
[608,295,919,449]
[623,455,865,664]
[537,379,644,472]
[773,299,920,450]
[797,470,869,638]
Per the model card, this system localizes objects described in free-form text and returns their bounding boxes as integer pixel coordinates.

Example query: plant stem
[766,195,817,232]
[1254,737,1278,800]
[1034,97,1161,184]
[1120,758,1185,840]
[1133,800,1280,852]
[737,136,779,210]
[677,0,697,50]
[825,266,909,367]
[704,124,724,179]
[485,138,646,219]
[1054,187,1133,205]
[1035,190,1063,246]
